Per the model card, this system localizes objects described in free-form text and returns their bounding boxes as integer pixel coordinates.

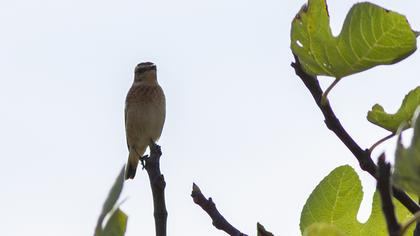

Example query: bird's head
[134,62,157,84]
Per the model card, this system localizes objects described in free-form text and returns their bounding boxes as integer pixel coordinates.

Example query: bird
[124,62,166,180]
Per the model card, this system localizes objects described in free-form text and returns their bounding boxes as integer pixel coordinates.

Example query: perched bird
[124,62,166,180]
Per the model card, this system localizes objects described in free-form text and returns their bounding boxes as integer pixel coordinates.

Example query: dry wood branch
[142,142,168,236]
[191,183,248,236]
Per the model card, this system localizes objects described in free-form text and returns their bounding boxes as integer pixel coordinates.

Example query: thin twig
[291,54,420,214]
[191,183,248,236]
[377,154,400,236]
[143,142,167,236]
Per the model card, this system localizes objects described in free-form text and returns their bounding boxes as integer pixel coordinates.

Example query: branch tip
[192,183,200,193]
[143,142,167,236]
[191,184,248,236]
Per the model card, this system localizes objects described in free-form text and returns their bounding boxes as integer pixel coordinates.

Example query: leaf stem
[321,78,340,106]
[368,133,395,153]
[400,211,420,236]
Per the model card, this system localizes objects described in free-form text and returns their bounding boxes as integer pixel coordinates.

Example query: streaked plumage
[125,62,166,180]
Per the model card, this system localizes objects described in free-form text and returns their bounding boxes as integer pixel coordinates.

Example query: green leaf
[392,115,420,195]
[367,86,420,132]
[257,222,274,236]
[303,223,346,236]
[101,166,125,217]
[95,166,126,236]
[291,0,417,79]
[102,208,128,236]
[300,165,414,236]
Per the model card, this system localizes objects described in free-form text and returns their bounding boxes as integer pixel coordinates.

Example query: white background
[1,0,419,235]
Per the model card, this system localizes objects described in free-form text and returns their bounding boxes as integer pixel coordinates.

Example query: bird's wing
[124,103,130,149]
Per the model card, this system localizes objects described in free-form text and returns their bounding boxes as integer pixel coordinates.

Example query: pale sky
[1,1,419,235]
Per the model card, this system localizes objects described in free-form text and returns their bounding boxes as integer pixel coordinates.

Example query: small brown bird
[125,62,166,179]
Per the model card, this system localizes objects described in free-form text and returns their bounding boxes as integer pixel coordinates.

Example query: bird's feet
[140,155,149,169]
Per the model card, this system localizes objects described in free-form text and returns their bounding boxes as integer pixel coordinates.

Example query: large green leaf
[95,166,126,236]
[392,115,420,196]
[300,165,414,236]
[291,0,417,79]
[303,223,346,236]
[367,86,420,132]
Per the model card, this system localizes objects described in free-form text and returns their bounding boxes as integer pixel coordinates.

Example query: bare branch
[191,183,248,236]
[143,142,168,236]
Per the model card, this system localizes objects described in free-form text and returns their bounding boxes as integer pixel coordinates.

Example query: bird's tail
[125,150,139,180]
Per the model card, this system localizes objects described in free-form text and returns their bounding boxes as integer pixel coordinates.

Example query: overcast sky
[1,0,419,235]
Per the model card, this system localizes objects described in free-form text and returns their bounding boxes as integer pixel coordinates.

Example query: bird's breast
[126,84,165,104]
[125,84,166,145]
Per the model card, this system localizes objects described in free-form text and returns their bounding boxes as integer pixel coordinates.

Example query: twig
[191,183,248,236]
[377,154,400,236]
[291,54,420,214]
[143,142,167,236]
